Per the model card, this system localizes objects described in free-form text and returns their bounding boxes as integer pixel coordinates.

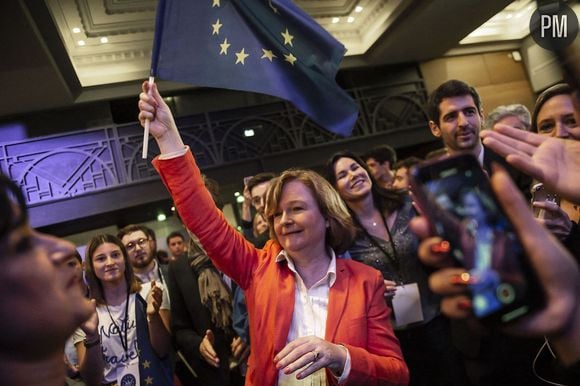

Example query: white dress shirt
[275,250,351,385]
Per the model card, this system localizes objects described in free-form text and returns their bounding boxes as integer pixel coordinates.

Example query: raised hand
[200,329,220,367]
[146,280,163,317]
[481,124,580,203]
[137,81,184,154]
[80,299,99,338]
[274,336,347,380]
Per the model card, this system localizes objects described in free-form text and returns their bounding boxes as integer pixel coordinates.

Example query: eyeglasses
[124,238,149,252]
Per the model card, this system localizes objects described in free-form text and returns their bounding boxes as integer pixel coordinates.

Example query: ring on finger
[311,351,319,363]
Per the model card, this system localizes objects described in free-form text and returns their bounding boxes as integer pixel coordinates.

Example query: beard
[131,251,153,269]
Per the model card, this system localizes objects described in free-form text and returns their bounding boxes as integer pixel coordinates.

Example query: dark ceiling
[1,0,513,122]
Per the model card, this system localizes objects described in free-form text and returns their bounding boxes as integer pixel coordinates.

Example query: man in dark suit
[427,79,531,198]
[425,79,541,386]
[166,241,241,386]
[166,176,245,386]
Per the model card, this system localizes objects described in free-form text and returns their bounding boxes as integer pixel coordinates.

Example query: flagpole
[142,76,155,159]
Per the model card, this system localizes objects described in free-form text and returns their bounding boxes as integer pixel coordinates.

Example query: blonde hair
[85,234,141,306]
[264,169,356,253]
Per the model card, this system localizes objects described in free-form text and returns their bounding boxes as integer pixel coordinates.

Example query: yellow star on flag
[142,360,151,369]
[284,52,297,65]
[261,49,276,62]
[212,0,220,7]
[235,48,249,65]
[212,19,223,35]
[145,376,154,385]
[219,38,231,55]
[281,28,294,47]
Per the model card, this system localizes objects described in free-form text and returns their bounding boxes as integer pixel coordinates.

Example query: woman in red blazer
[138,81,409,386]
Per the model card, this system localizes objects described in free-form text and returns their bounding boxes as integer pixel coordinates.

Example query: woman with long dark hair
[326,151,468,386]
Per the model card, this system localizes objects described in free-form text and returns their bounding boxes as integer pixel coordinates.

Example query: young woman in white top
[78,234,172,386]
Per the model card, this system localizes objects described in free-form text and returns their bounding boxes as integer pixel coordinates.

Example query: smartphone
[530,183,560,219]
[410,154,544,324]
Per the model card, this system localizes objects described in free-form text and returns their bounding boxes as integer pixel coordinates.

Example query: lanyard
[156,264,164,284]
[105,290,131,354]
[354,211,405,285]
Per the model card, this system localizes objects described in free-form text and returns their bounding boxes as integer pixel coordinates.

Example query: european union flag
[151,0,359,137]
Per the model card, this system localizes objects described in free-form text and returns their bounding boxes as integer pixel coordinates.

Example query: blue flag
[151,0,358,137]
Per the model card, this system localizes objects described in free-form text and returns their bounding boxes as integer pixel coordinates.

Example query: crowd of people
[1,75,579,386]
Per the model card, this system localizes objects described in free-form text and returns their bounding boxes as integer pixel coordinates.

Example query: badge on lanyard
[392,282,424,327]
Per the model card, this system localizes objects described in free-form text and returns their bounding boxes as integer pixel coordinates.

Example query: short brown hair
[264,169,356,254]
[117,224,155,242]
[85,234,141,305]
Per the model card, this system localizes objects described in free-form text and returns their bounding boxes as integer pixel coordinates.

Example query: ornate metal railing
[0,80,429,209]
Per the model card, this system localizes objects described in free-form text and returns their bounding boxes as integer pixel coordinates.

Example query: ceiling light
[77,40,86,46]
[236,195,245,203]
[332,17,340,24]
[347,16,355,23]
[72,27,81,33]
[244,129,255,137]
[171,206,175,212]
[157,213,167,222]
[234,191,241,197]
[100,37,109,43]
[511,51,522,62]
[355,6,363,13]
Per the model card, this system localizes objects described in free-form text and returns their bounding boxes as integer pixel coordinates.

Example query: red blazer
[154,151,409,386]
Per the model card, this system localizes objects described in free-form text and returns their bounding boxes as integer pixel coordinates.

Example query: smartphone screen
[410,154,544,324]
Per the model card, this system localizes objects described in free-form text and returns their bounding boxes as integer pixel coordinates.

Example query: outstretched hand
[481,124,580,203]
[410,166,580,364]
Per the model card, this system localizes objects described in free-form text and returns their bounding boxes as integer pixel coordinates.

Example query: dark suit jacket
[166,250,233,386]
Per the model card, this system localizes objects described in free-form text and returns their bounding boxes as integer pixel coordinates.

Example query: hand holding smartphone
[410,154,544,325]
[531,183,561,219]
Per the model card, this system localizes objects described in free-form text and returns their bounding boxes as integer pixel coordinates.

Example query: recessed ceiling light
[347,16,355,23]
[355,6,363,13]
[77,40,86,46]
[72,27,81,34]
[234,191,240,197]
[332,17,340,23]
[236,195,245,203]
[100,37,109,43]
[243,129,255,137]
[157,213,167,222]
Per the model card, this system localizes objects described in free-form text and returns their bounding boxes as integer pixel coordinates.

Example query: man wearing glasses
[118,224,171,327]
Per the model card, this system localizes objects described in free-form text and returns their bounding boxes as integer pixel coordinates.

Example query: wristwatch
[83,335,101,348]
